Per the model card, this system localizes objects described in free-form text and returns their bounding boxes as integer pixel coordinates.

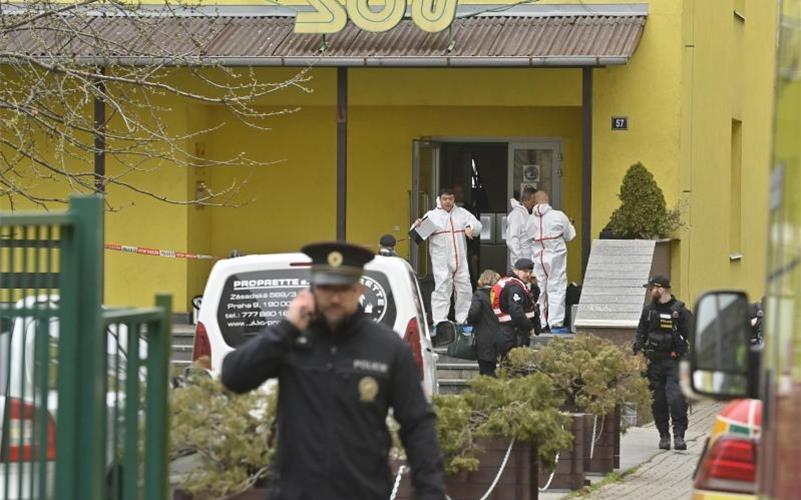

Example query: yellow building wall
[3,0,778,312]
[204,104,338,258]
[348,105,584,281]
[586,0,687,295]
[531,0,775,305]
[677,0,776,305]
[201,68,586,294]
[103,94,196,312]
[0,84,197,311]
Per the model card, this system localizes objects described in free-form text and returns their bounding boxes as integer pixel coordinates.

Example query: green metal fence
[0,196,171,500]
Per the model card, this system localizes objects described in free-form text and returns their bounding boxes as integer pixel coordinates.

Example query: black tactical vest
[645,302,683,353]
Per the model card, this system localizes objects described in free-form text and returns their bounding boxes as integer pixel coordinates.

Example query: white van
[192,253,439,397]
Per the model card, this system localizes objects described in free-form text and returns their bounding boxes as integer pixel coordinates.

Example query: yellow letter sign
[347,0,406,32]
[412,0,458,32]
[295,0,347,34]
[294,0,458,34]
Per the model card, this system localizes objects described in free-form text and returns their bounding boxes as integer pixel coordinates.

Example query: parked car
[0,295,146,500]
[692,398,761,499]
[191,253,440,397]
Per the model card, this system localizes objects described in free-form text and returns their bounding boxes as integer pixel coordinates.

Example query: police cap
[379,234,396,248]
[643,275,671,289]
[301,241,375,286]
[513,258,534,271]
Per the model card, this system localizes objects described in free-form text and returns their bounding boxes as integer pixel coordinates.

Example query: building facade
[0,0,777,313]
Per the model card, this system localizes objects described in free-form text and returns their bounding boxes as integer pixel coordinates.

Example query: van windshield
[217,268,397,347]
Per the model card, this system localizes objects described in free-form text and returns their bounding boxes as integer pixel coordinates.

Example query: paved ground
[541,399,725,500]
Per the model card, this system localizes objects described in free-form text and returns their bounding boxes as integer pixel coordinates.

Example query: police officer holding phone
[222,242,445,500]
[633,275,692,451]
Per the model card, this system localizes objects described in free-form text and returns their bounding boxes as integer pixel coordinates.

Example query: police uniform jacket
[221,309,446,500]
[634,296,692,359]
[499,275,539,334]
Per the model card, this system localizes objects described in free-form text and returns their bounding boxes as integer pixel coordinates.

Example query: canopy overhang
[1,3,648,68]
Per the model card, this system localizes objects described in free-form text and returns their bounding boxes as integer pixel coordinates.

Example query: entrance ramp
[574,240,667,346]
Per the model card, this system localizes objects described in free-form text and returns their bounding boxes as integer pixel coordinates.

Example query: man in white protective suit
[415,188,482,326]
[531,191,576,333]
[506,186,538,269]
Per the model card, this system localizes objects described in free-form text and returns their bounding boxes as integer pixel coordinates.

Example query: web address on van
[233,278,309,290]
[226,320,277,328]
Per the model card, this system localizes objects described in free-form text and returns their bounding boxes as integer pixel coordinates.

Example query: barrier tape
[104,243,219,260]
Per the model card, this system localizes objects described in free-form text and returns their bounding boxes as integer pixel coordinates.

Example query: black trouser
[497,324,529,358]
[477,360,497,377]
[646,355,688,437]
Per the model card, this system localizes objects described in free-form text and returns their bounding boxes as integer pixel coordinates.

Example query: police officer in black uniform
[378,234,397,257]
[495,258,541,357]
[633,275,692,451]
[221,242,446,500]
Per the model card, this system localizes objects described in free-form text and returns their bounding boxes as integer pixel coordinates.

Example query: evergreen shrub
[606,162,681,239]
[170,367,277,499]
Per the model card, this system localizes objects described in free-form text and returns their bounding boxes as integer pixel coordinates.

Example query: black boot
[674,435,687,451]
[659,435,671,450]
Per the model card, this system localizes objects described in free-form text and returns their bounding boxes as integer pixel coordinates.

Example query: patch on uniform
[513,293,521,302]
[327,251,344,267]
[353,359,389,374]
[358,376,379,402]
[659,313,672,330]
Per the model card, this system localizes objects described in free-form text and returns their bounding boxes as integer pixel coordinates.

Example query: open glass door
[410,139,440,278]
[507,141,563,209]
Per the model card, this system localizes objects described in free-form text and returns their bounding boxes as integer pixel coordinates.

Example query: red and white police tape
[104,243,219,260]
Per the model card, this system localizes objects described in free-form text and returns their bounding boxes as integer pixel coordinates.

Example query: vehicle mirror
[690,291,751,399]
[431,322,456,347]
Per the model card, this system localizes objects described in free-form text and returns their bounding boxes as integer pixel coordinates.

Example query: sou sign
[294,0,458,33]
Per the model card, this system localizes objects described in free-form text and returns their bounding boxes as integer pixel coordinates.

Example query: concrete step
[172,359,192,370]
[436,361,480,381]
[437,379,472,394]
[434,332,575,357]
[171,323,196,368]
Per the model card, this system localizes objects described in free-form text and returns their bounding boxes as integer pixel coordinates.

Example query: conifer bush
[606,162,681,239]
[504,335,650,420]
[170,368,277,499]
[431,372,572,474]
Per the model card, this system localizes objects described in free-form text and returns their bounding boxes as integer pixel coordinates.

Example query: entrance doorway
[410,138,563,319]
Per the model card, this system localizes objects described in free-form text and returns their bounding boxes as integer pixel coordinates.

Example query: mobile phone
[302,285,318,322]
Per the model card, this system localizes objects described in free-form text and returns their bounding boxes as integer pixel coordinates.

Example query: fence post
[54,195,105,500]
[145,293,172,500]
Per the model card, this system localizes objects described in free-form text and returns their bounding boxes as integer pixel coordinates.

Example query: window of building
[730,119,743,258]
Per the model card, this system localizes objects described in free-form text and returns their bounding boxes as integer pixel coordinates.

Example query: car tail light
[693,436,757,494]
[403,318,424,379]
[1,398,56,462]
[192,321,211,362]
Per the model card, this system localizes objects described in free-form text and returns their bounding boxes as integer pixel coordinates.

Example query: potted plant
[504,336,650,474]
[390,372,573,499]
[170,367,277,500]
[603,162,682,240]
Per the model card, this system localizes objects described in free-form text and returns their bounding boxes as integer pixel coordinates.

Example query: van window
[407,269,428,331]
[217,268,397,347]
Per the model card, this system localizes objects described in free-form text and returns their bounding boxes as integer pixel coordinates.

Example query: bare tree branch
[0,0,310,208]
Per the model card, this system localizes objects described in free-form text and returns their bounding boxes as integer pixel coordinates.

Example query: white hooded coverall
[424,202,482,325]
[532,203,576,329]
[506,198,534,269]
